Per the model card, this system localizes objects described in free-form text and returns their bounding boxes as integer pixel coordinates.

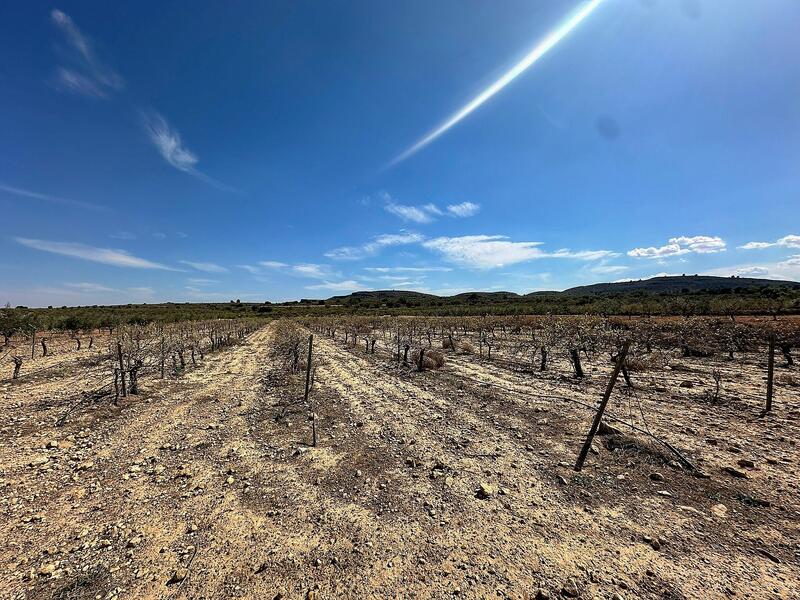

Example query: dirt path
[1,325,797,599]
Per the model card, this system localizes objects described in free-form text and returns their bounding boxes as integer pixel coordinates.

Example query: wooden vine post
[418,347,426,372]
[574,341,630,472]
[765,334,775,413]
[117,341,127,398]
[304,334,316,446]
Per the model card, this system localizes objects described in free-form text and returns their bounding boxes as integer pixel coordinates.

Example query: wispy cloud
[259,261,289,269]
[588,263,629,275]
[385,202,438,224]
[423,235,616,269]
[381,192,479,223]
[305,280,366,292]
[50,9,124,98]
[143,112,199,172]
[16,238,176,270]
[738,235,800,250]
[186,278,219,286]
[179,260,228,273]
[628,235,726,259]
[365,266,453,273]
[325,232,424,260]
[141,111,237,192]
[389,0,604,165]
[446,202,480,217]
[292,263,338,279]
[63,282,116,293]
[237,264,261,275]
[0,182,108,212]
[109,231,137,240]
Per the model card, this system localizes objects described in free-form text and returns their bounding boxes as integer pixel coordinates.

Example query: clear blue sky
[2,0,799,306]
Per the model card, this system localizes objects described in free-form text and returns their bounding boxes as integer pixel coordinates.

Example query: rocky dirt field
[1,323,798,599]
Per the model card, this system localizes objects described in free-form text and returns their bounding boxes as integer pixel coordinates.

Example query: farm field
[1,317,798,599]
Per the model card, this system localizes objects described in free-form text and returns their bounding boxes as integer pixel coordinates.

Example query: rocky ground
[0,324,798,599]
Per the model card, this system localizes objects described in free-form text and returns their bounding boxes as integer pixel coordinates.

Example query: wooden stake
[766,334,775,413]
[117,341,127,397]
[303,335,316,446]
[31,330,36,360]
[574,341,630,472]
[418,347,426,371]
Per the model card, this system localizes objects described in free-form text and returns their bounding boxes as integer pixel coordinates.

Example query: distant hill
[326,275,799,304]
[559,275,800,296]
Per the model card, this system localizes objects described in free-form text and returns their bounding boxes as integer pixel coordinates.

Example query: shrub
[411,349,445,370]
[459,340,475,354]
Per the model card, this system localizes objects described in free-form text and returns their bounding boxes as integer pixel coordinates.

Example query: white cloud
[628,235,726,258]
[383,196,480,223]
[738,234,800,250]
[446,202,480,217]
[127,287,155,295]
[365,266,453,273]
[0,182,107,212]
[179,260,228,273]
[738,241,774,250]
[551,249,619,260]
[109,231,137,240]
[186,278,219,286]
[55,67,107,98]
[63,282,116,293]
[237,264,261,274]
[422,235,616,269]
[385,202,437,224]
[142,112,198,173]
[292,264,337,279]
[50,9,124,98]
[704,256,800,281]
[325,231,424,260]
[305,280,365,292]
[259,261,289,269]
[589,264,629,275]
[16,238,175,270]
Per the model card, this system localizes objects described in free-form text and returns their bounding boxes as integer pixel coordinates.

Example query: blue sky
[1,0,799,306]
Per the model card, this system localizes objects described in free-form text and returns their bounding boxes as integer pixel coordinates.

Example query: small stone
[557,475,568,486]
[355,470,363,478]
[226,476,235,485]
[650,539,661,551]
[737,458,755,469]
[649,472,664,482]
[723,466,747,478]
[710,503,728,517]
[561,578,580,598]
[477,483,496,499]
[535,590,550,600]
[38,563,56,577]
[679,380,694,388]
[166,568,187,585]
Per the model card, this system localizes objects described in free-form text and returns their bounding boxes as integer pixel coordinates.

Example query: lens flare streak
[391,0,605,166]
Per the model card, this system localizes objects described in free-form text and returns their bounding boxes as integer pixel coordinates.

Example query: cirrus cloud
[15,237,176,270]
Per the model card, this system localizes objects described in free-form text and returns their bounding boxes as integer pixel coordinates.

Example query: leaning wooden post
[116,341,127,397]
[574,341,630,472]
[303,334,316,446]
[765,334,775,413]
[30,330,36,360]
